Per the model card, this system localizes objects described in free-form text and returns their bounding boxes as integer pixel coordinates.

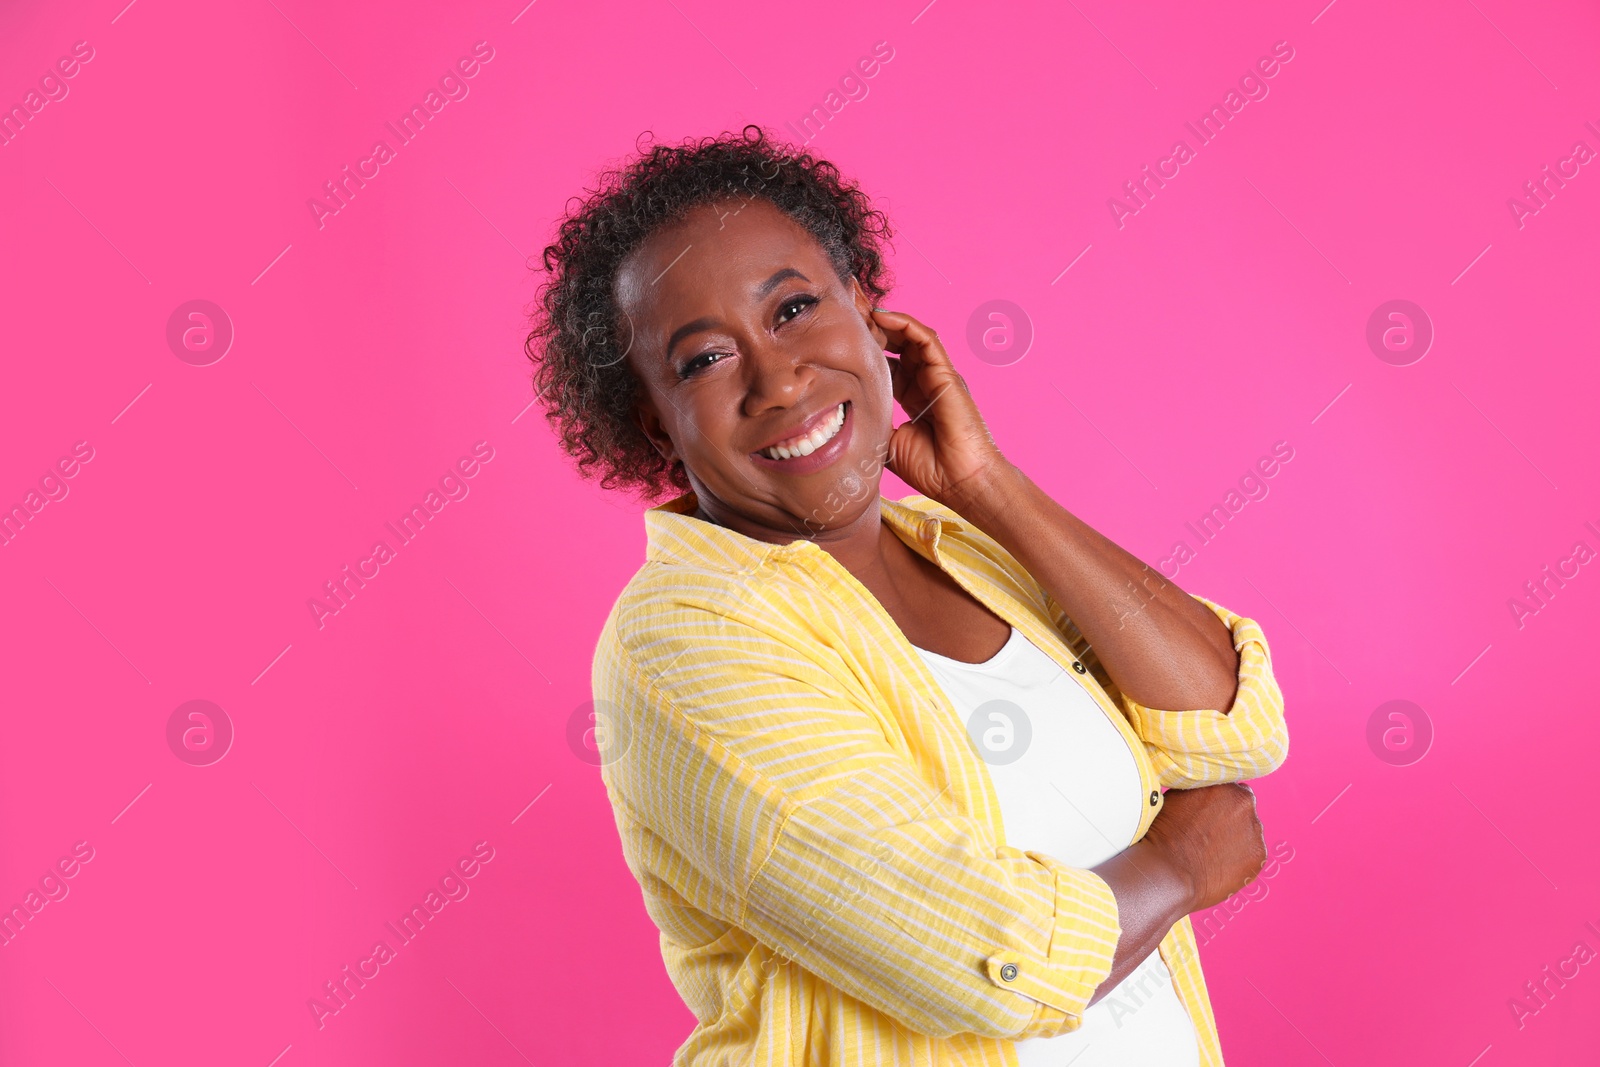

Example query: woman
[527,127,1289,1066]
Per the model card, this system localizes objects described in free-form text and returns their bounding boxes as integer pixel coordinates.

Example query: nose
[739,331,816,417]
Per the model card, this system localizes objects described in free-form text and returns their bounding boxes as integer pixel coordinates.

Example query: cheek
[859,344,895,416]
[869,363,895,423]
[823,316,890,395]
[671,385,744,464]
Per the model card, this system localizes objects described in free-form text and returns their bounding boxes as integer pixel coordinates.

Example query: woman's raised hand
[871,308,1014,513]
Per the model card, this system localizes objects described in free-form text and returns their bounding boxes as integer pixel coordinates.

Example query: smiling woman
[523,126,1290,1067]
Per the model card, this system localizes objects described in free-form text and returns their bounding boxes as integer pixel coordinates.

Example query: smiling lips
[757,402,847,461]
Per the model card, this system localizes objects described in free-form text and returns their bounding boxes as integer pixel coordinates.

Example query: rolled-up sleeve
[595,601,1122,1041]
[1044,592,1290,788]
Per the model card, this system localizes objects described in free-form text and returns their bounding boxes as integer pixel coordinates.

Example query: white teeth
[761,403,845,461]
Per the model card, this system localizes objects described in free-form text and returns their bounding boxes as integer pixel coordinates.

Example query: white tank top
[912,626,1201,1067]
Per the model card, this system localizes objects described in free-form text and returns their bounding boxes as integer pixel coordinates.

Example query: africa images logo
[307,42,496,230]
[1107,40,1297,229]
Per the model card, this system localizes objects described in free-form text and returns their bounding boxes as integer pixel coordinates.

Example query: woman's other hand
[1143,783,1268,913]
[871,308,1014,513]
[1087,783,1267,1005]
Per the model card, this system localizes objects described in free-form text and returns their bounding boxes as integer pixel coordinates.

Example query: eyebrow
[664,268,812,361]
[756,267,808,299]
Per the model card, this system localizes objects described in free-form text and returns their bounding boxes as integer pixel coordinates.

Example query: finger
[872,308,952,367]
[873,311,1001,481]
[884,354,928,413]
[873,310,963,420]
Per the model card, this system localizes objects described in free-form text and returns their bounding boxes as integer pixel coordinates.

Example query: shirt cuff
[1119,596,1286,758]
[982,854,1120,1033]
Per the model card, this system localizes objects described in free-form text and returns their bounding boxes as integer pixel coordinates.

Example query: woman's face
[617,197,894,543]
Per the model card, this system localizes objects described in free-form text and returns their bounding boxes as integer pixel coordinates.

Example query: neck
[688,485,909,588]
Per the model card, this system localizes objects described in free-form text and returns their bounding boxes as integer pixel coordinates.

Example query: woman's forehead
[616,199,829,319]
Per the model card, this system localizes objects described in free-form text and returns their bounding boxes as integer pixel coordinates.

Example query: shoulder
[592,561,723,674]
[609,557,750,628]
[591,554,829,682]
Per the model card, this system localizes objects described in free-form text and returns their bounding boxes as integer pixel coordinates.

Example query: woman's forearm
[950,463,1240,713]
[1086,839,1193,1006]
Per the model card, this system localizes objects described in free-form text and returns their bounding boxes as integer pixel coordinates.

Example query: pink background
[3,0,1598,1063]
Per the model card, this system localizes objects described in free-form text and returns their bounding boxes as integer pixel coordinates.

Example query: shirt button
[1000,963,1019,982]
[1071,661,1087,674]
[1150,790,1160,807]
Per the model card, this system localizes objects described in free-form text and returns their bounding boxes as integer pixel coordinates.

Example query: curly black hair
[524,125,894,499]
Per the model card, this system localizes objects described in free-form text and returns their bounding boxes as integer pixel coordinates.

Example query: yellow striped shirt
[592,490,1290,1065]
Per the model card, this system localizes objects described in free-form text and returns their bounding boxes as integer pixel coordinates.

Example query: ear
[850,277,889,351]
[634,395,679,467]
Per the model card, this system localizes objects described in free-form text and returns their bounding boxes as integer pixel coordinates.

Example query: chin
[791,465,884,535]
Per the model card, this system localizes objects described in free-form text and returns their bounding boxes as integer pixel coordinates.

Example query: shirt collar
[643,489,964,574]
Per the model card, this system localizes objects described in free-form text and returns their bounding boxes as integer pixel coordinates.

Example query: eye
[679,350,731,378]
[776,294,818,324]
